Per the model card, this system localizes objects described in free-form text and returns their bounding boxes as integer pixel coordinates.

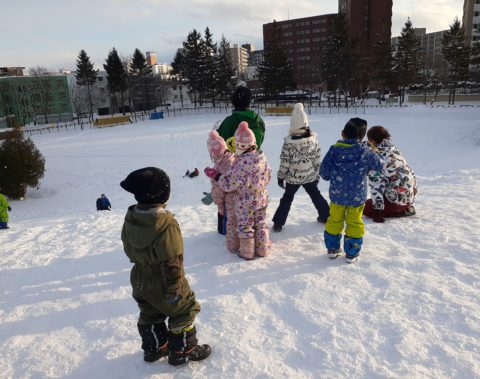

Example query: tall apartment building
[146,52,158,65]
[463,0,480,48]
[263,0,392,89]
[339,0,393,54]
[229,44,249,78]
[391,28,448,74]
[249,50,264,66]
[263,14,337,88]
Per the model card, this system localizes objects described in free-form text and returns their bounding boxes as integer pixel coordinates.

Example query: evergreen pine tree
[215,35,236,103]
[372,39,396,99]
[171,50,186,77]
[320,13,358,105]
[75,49,97,122]
[258,21,295,104]
[202,27,218,106]
[394,19,422,105]
[130,48,153,111]
[441,18,471,104]
[103,47,128,114]
[182,29,205,106]
[0,126,45,199]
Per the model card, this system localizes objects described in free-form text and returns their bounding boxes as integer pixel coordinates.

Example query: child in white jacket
[272,103,329,232]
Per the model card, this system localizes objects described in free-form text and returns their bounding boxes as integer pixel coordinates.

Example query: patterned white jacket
[368,139,417,210]
[277,132,321,185]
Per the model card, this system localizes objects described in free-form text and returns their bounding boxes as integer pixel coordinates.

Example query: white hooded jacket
[277,132,321,185]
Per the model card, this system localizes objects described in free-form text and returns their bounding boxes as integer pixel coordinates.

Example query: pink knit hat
[234,121,256,153]
[207,130,227,160]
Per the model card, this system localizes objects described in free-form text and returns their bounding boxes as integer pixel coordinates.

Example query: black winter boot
[217,213,226,235]
[138,323,169,362]
[168,326,211,366]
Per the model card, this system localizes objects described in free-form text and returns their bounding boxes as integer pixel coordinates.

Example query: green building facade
[0,75,73,128]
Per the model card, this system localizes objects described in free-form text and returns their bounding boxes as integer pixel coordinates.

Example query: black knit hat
[231,86,252,109]
[343,117,367,140]
[120,167,170,204]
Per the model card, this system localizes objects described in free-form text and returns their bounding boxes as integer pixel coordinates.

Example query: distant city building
[0,74,73,127]
[263,14,337,89]
[151,63,172,78]
[263,0,392,89]
[392,28,449,74]
[463,0,480,48]
[339,0,393,54]
[146,52,158,65]
[0,67,25,77]
[241,43,255,53]
[229,44,249,78]
[249,50,264,66]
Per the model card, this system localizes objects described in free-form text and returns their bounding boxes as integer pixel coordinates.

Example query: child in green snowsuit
[120,167,211,366]
[0,193,11,229]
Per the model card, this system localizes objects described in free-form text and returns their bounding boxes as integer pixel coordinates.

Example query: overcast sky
[2,0,464,72]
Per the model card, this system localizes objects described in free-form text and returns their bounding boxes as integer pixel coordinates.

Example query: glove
[204,167,217,179]
[188,168,199,178]
[7,206,11,212]
[201,192,213,205]
[372,209,385,223]
[277,178,285,189]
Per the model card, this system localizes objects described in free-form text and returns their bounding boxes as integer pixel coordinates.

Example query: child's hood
[123,205,173,249]
[377,139,397,155]
[330,140,369,170]
[283,132,318,146]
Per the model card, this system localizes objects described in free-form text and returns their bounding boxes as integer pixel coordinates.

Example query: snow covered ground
[1,106,480,378]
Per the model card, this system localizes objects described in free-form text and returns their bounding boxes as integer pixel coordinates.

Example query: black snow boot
[138,323,169,362]
[217,212,227,235]
[168,326,211,366]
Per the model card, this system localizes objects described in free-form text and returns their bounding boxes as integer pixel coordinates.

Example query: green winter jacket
[121,204,199,327]
[217,109,266,149]
[0,194,10,223]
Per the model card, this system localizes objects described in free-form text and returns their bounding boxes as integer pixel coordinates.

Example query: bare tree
[69,84,89,123]
[28,66,53,124]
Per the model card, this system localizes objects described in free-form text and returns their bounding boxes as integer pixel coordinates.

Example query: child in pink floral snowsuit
[205,131,238,252]
[217,122,272,260]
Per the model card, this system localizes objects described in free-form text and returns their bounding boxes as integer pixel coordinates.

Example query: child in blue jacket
[320,118,383,263]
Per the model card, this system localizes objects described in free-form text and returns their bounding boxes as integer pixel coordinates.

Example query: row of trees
[251,15,480,106]
[171,28,237,107]
[75,47,172,122]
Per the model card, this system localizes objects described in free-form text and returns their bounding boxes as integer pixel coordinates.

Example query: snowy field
[1,106,480,379]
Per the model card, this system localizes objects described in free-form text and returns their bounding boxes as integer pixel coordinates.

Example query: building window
[97,76,103,81]
[281,24,290,29]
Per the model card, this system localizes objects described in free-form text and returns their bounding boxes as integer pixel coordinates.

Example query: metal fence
[21,102,480,137]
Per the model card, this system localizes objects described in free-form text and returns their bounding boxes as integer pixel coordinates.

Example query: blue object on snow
[150,112,164,120]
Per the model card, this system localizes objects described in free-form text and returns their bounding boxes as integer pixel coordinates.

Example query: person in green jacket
[217,86,265,150]
[208,86,266,233]
[0,193,11,229]
[120,167,211,366]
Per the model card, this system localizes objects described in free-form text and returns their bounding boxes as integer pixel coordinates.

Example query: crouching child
[120,167,211,365]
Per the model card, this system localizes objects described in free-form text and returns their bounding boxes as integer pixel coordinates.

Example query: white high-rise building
[463,0,480,48]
